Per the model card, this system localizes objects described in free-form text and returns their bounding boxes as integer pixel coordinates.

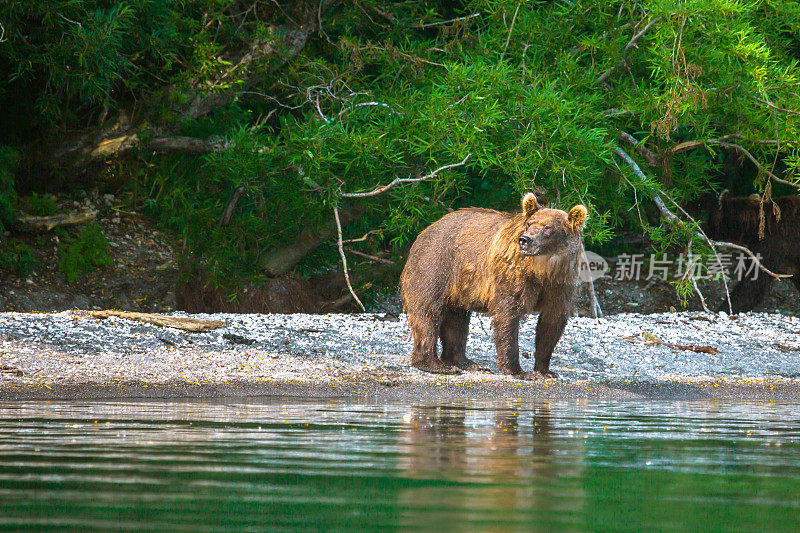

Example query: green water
[1,400,799,531]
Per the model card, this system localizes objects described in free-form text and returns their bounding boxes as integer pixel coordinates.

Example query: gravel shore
[1,310,799,401]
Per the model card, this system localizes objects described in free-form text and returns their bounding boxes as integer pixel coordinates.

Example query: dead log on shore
[90,310,224,332]
[16,211,96,232]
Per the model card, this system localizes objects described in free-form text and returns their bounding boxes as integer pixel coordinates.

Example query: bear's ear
[568,205,588,231]
[521,193,539,217]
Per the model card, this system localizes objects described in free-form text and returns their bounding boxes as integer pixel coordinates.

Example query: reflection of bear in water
[708,192,800,312]
[400,194,587,379]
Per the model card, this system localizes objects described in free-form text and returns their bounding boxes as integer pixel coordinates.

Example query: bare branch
[666,135,800,190]
[341,154,471,199]
[754,97,800,116]
[586,278,603,318]
[663,193,733,313]
[613,146,791,281]
[718,142,799,190]
[413,13,480,29]
[336,101,399,118]
[219,186,246,227]
[618,131,659,166]
[597,17,661,86]
[684,241,711,313]
[334,206,365,311]
[345,248,395,265]
[341,229,380,244]
[499,4,521,63]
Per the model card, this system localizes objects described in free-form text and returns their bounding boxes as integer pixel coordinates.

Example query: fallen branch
[16,211,96,232]
[91,310,224,332]
[88,134,229,161]
[597,17,661,86]
[341,229,379,244]
[149,135,230,154]
[619,334,718,354]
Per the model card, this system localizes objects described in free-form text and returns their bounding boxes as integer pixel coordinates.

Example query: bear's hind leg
[492,314,523,376]
[408,312,460,374]
[440,308,490,372]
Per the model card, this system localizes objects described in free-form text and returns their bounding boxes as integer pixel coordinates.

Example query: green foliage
[0,146,18,231]
[21,193,58,217]
[58,223,113,283]
[0,0,236,129]
[0,239,37,277]
[4,1,800,295]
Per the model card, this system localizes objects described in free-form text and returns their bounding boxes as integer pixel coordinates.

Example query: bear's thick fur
[400,193,587,379]
[708,191,800,312]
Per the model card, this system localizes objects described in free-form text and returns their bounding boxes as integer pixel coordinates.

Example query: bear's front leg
[531,309,568,378]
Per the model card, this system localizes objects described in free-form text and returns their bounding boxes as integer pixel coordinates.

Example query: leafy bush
[0,239,37,277]
[21,193,58,216]
[58,223,113,283]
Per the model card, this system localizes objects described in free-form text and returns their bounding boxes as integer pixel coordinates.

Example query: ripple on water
[0,399,799,531]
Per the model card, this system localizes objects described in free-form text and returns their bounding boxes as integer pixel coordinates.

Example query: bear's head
[517,193,587,256]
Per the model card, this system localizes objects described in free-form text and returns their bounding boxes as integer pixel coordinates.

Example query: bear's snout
[518,234,541,255]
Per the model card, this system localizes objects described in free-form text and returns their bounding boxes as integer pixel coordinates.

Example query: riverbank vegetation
[1,1,799,310]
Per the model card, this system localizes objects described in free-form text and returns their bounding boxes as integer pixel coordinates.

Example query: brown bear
[708,191,800,312]
[400,193,588,379]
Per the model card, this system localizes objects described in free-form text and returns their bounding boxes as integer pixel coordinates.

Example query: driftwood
[619,333,719,354]
[91,310,224,332]
[16,211,96,232]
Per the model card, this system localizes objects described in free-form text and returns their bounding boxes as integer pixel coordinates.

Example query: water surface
[1,400,799,531]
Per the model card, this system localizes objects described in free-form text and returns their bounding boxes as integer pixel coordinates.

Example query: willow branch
[754,97,800,116]
[613,146,791,280]
[597,17,661,85]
